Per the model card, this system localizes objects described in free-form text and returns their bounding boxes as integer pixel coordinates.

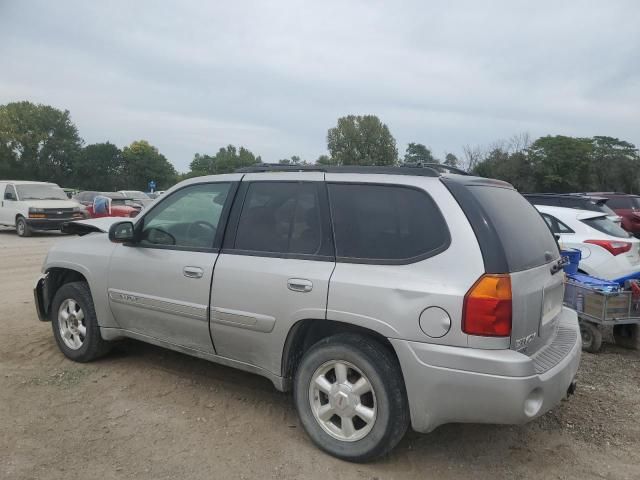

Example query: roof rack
[235,163,470,177]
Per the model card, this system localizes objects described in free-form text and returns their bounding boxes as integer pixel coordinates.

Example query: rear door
[444,179,563,355]
[209,172,335,374]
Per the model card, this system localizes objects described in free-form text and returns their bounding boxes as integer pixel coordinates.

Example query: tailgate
[510,261,564,354]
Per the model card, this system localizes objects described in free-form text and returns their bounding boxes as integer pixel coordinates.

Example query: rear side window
[234,182,331,257]
[581,216,630,238]
[606,197,635,209]
[467,186,559,272]
[327,183,450,263]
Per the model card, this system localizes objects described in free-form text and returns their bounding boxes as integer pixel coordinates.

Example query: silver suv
[34,166,581,461]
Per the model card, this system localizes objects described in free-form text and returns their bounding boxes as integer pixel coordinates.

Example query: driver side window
[140,182,231,249]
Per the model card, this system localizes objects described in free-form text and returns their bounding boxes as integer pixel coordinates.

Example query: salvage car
[0,180,84,236]
[34,166,581,461]
[535,205,640,280]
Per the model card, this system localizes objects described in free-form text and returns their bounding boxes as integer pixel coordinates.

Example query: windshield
[16,184,68,200]
[123,191,150,200]
[582,216,630,238]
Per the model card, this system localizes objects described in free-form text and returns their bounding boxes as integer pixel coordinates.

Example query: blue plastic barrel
[561,249,581,275]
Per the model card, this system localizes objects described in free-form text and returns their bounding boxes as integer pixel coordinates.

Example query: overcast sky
[1,1,639,171]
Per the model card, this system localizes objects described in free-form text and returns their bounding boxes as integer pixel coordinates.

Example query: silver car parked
[34,165,581,461]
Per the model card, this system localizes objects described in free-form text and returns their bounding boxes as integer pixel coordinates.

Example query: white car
[0,181,84,236]
[535,205,640,280]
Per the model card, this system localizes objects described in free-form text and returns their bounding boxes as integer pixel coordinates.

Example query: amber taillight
[462,274,512,337]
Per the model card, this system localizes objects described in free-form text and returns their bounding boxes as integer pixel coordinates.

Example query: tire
[16,216,32,237]
[50,281,111,362]
[613,324,640,350]
[293,333,410,462]
[580,322,602,353]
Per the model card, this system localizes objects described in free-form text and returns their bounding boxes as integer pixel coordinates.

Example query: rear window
[468,186,560,272]
[606,196,640,209]
[581,216,630,238]
[327,183,450,263]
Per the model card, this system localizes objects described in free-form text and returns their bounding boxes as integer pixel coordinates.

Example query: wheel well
[43,268,88,318]
[281,319,396,388]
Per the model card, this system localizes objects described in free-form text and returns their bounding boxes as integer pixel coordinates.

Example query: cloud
[1,0,639,170]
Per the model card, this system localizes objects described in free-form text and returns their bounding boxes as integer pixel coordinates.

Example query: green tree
[315,154,333,165]
[122,140,177,190]
[528,135,592,192]
[0,101,82,184]
[71,142,124,190]
[189,145,261,176]
[444,153,459,167]
[327,115,398,166]
[404,143,435,164]
[590,136,639,193]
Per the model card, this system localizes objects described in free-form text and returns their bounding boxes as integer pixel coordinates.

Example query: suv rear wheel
[293,333,409,462]
[50,281,111,362]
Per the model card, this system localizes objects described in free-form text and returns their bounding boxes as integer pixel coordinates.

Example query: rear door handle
[183,266,204,279]
[287,278,313,293]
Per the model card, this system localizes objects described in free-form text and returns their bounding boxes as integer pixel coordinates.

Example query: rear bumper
[26,218,74,230]
[391,307,581,433]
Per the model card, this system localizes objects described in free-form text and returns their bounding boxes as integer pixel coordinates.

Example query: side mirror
[4,192,15,200]
[108,221,135,243]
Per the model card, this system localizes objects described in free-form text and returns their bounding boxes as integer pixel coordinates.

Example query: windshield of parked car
[122,191,150,200]
[581,216,630,238]
[16,184,68,200]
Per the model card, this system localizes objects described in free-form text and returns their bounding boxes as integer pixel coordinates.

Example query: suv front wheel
[293,333,409,462]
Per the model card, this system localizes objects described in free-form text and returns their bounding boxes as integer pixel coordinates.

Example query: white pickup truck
[0,180,84,236]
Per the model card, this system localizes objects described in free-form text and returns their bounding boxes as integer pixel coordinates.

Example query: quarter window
[327,183,449,262]
[140,183,231,249]
[234,182,328,256]
[541,213,574,234]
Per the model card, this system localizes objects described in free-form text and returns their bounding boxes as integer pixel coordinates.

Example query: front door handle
[183,266,204,279]
[287,278,313,293]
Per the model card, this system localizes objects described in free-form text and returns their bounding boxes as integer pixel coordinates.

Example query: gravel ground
[1,228,639,480]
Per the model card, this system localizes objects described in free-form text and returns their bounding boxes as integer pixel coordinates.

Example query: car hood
[61,217,124,235]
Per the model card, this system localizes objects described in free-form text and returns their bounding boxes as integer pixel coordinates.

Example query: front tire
[16,216,32,237]
[50,281,110,362]
[293,333,409,462]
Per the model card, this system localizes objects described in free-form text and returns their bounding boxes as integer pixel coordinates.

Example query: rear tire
[613,324,640,350]
[50,281,111,362]
[580,322,602,353]
[16,216,32,237]
[293,333,409,462]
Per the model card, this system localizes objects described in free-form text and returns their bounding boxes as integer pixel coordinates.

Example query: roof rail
[235,163,470,177]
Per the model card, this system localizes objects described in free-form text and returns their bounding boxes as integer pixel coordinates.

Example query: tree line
[1,101,638,193]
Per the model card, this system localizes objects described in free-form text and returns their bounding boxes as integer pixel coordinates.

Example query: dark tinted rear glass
[234,182,329,256]
[606,196,635,209]
[581,217,630,238]
[327,184,449,262]
[469,186,559,271]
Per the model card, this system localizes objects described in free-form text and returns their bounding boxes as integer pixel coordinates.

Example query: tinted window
[541,213,574,234]
[4,185,17,200]
[581,216,630,238]
[140,183,230,249]
[470,186,559,271]
[234,182,327,256]
[328,183,449,262]
[606,197,635,209]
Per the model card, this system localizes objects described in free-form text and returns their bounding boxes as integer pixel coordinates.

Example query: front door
[107,180,237,353]
[1,184,19,225]
[210,174,335,374]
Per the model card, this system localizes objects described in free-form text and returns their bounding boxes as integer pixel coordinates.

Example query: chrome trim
[108,289,207,321]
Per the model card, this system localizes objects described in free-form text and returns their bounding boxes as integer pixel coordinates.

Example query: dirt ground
[1,228,639,480]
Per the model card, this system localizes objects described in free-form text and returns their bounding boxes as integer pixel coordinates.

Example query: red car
[75,191,141,218]
[589,192,640,237]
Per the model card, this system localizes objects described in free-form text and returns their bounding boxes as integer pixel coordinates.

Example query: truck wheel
[293,333,409,462]
[50,281,111,362]
[580,322,602,353]
[613,324,640,350]
[16,216,32,237]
